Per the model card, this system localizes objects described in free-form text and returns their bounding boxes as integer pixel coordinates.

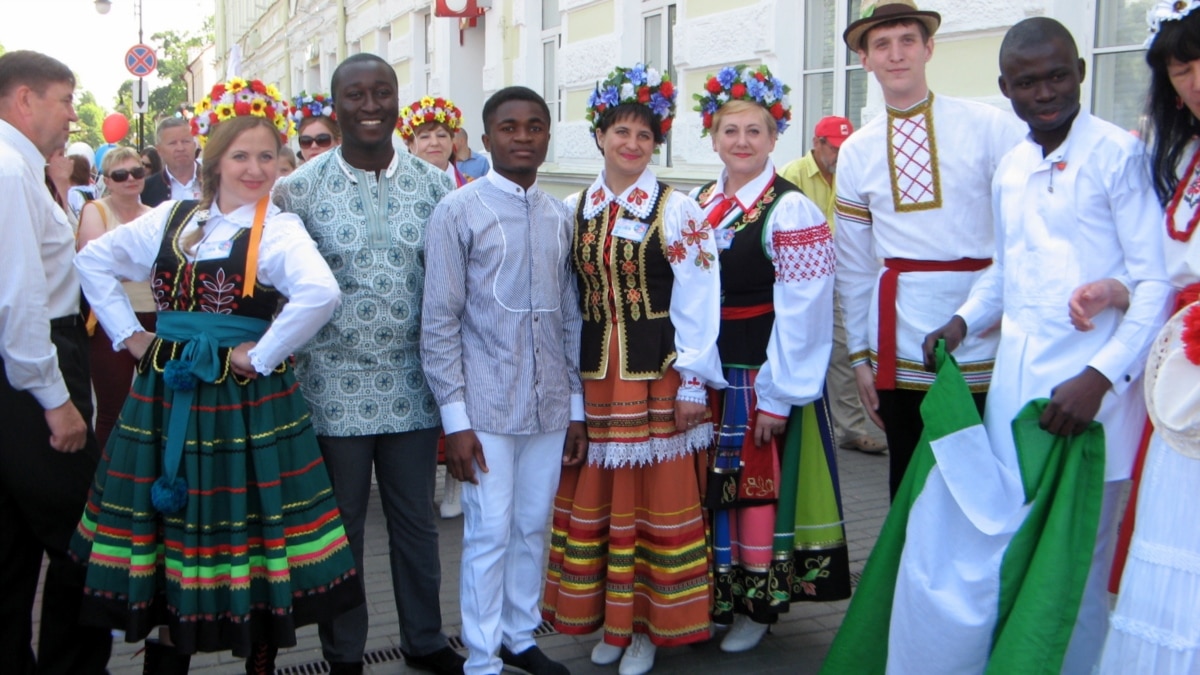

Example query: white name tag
[195,239,234,261]
[714,228,735,250]
[612,218,649,242]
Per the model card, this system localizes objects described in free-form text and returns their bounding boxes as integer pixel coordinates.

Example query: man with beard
[274,53,462,675]
[925,17,1170,672]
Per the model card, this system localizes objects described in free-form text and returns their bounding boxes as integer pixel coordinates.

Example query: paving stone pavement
[53,446,891,674]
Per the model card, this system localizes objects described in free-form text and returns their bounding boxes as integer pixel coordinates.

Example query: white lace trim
[1130,539,1200,575]
[587,423,713,468]
[1109,615,1200,651]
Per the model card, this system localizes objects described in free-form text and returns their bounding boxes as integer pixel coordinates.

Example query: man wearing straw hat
[833,0,1024,498]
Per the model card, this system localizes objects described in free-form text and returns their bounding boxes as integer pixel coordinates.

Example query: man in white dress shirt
[926,18,1171,672]
[0,50,112,675]
[835,0,1025,498]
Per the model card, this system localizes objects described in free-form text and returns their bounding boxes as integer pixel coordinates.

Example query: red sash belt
[876,257,992,390]
[1110,279,1200,593]
[720,303,774,320]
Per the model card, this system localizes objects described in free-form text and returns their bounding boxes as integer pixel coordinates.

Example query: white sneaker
[617,634,656,675]
[439,471,462,519]
[591,640,624,665]
[719,614,769,653]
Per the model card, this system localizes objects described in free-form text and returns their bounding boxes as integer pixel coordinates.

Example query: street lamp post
[94,0,147,151]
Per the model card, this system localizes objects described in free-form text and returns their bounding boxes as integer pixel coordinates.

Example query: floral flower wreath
[1147,0,1200,47]
[289,92,335,126]
[586,63,677,135]
[190,77,292,148]
[397,97,464,139]
[693,64,792,137]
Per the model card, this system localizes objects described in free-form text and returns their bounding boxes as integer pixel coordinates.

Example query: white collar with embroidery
[582,168,660,220]
[704,160,777,210]
[336,146,401,183]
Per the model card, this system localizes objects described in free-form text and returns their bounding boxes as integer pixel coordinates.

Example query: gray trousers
[316,427,448,663]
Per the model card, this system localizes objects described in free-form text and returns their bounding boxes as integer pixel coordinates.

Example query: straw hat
[1144,302,1200,460]
[843,0,941,51]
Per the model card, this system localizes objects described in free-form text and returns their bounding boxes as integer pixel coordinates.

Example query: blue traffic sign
[125,44,157,77]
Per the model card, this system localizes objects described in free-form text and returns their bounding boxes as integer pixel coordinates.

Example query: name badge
[195,239,234,261]
[611,218,649,242]
[714,228,735,250]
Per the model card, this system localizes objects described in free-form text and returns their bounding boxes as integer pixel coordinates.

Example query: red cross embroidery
[892,115,935,204]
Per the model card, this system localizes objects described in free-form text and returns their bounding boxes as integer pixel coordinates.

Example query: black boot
[245,642,278,675]
[143,639,192,675]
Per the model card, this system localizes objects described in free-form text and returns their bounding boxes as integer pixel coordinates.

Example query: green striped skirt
[69,348,362,656]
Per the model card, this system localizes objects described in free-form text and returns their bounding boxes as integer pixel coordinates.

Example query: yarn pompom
[163,359,196,391]
[151,476,188,514]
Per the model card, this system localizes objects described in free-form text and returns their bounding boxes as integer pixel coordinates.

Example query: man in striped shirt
[421,86,586,675]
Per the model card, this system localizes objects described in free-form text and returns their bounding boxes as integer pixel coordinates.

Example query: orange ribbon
[241,196,269,298]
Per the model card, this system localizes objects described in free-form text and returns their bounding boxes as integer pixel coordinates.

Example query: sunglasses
[298,133,333,149]
[108,167,147,183]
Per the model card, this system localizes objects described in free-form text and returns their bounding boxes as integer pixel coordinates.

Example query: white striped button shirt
[421,170,584,436]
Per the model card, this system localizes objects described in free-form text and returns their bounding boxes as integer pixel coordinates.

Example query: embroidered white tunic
[568,168,725,467]
[74,200,341,375]
[835,93,1025,390]
[689,161,835,416]
[957,113,1171,482]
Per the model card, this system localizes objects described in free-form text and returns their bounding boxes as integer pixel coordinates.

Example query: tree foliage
[74,90,107,150]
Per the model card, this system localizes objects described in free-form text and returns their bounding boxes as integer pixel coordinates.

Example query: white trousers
[1061,480,1124,674]
[461,429,566,675]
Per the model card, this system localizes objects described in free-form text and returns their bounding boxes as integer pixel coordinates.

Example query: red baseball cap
[814,116,854,148]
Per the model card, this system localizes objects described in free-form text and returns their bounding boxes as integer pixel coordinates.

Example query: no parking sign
[125,44,157,77]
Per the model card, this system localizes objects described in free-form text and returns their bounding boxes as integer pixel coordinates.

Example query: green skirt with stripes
[69,346,362,656]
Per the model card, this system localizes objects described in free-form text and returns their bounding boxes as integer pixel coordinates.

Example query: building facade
[214,0,1154,196]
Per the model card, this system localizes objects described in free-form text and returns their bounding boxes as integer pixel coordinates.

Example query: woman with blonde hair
[70,79,362,674]
[398,96,468,187]
[76,146,152,447]
[690,64,850,654]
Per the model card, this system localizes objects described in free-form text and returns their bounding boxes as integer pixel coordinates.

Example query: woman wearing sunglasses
[76,146,152,448]
[290,92,340,161]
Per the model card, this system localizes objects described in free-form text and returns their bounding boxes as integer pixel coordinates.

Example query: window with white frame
[377,25,392,63]
[801,0,867,141]
[643,1,677,166]
[542,0,562,160]
[1091,0,1153,133]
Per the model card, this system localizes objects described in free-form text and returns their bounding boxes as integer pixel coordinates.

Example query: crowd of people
[2,0,1200,674]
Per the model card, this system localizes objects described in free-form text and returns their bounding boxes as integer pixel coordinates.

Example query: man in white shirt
[141,116,199,206]
[925,18,1170,672]
[0,50,112,674]
[835,0,1025,498]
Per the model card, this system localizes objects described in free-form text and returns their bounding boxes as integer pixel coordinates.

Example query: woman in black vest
[540,63,724,675]
[691,64,851,653]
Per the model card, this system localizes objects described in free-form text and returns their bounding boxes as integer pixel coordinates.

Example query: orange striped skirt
[542,359,713,647]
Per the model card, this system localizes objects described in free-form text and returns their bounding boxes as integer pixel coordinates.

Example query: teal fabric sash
[156,311,270,489]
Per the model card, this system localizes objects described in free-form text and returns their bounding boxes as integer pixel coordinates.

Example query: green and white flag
[822,344,1106,675]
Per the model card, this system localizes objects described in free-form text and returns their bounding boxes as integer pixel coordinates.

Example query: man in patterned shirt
[274,54,462,675]
[834,0,1024,498]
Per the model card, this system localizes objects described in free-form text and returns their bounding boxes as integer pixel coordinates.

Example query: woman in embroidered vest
[539,63,724,675]
[76,146,152,449]
[289,92,340,162]
[397,96,470,519]
[399,97,470,188]
[1094,5,1200,672]
[70,80,362,675]
[689,64,851,654]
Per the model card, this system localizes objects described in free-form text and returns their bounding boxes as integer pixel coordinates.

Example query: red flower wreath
[1183,305,1200,365]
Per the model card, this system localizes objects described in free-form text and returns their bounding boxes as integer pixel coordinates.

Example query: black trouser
[0,317,112,675]
[877,387,988,501]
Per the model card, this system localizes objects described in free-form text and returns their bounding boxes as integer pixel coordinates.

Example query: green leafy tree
[74,90,107,150]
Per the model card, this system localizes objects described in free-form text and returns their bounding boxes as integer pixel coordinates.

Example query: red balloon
[102,113,129,143]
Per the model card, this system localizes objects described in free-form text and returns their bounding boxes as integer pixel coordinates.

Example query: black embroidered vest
[573,184,676,380]
[696,175,802,367]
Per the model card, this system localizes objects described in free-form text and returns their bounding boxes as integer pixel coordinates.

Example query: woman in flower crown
[398,96,469,187]
[1093,3,1200,672]
[290,91,340,161]
[69,79,362,675]
[540,63,724,675]
[689,64,850,654]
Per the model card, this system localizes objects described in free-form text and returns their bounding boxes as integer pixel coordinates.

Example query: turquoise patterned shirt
[275,148,453,436]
